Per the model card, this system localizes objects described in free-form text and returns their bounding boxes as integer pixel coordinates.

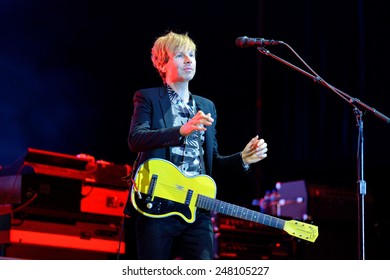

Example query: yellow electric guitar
[131,158,319,243]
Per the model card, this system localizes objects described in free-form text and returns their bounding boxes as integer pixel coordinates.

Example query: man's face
[164,49,196,83]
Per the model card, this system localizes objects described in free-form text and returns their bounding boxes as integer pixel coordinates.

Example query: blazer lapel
[193,95,214,174]
[158,86,173,128]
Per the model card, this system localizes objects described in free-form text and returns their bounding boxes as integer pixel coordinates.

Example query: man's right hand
[180,110,214,137]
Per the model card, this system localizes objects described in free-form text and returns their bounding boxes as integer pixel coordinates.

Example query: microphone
[236,36,281,48]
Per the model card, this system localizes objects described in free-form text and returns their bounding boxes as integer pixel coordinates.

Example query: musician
[124,31,268,259]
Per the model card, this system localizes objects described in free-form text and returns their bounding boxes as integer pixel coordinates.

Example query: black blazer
[124,86,243,215]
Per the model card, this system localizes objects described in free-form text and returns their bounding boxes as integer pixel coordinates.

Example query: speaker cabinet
[213,214,298,260]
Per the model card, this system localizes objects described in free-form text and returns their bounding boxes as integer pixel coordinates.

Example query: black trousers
[134,210,214,260]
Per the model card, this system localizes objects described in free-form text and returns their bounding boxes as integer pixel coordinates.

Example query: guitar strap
[123,152,142,198]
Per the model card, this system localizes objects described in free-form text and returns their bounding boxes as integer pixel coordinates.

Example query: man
[124,31,268,259]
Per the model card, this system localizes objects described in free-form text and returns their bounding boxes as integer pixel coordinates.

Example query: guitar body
[131,158,217,223]
[131,158,319,242]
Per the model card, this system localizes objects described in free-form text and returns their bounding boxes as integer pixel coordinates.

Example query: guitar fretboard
[196,195,285,230]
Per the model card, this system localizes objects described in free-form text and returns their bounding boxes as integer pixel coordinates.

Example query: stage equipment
[241,37,389,259]
[0,148,131,259]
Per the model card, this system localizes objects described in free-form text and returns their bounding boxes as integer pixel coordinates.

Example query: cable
[116,214,126,259]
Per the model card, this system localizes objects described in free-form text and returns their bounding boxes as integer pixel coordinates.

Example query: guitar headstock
[284,220,319,242]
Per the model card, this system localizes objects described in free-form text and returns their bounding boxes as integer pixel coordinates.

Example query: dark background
[1,0,389,259]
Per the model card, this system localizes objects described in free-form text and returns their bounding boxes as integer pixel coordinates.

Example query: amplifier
[215,230,296,260]
[5,219,125,259]
[213,214,297,260]
[80,185,129,217]
[19,174,82,213]
[307,183,359,221]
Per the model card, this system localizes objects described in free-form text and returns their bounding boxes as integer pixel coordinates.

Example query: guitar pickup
[185,189,193,206]
[148,174,158,197]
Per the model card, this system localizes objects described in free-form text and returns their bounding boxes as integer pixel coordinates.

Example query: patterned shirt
[168,86,205,176]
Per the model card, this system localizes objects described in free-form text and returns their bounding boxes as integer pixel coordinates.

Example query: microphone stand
[257,45,390,260]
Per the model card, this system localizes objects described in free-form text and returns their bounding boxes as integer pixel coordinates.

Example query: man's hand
[180,111,214,137]
[241,135,268,165]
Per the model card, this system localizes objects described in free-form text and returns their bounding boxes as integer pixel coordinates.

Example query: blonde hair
[151,31,197,83]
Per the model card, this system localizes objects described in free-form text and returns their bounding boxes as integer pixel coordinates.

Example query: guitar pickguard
[133,194,193,220]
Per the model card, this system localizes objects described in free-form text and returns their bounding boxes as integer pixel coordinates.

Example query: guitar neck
[197,195,285,230]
